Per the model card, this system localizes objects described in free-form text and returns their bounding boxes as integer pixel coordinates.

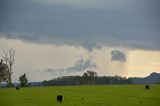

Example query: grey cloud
[44,58,96,77]
[35,0,130,9]
[0,0,160,51]
[111,50,126,62]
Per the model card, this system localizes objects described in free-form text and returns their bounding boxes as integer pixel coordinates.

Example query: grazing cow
[16,86,20,90]
[145,85,149,90]
[57,95,64,103]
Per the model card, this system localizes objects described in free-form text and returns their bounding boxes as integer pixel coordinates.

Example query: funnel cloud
[111,50,126,62]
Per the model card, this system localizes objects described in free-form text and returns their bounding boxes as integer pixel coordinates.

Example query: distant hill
[130,72,160,84]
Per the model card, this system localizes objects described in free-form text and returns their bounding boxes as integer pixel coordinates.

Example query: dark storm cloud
[111,50,126,62]
[0,0,160,50]
[44,57,96,77]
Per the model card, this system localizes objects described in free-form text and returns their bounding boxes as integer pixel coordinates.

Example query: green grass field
[0,84,160,106]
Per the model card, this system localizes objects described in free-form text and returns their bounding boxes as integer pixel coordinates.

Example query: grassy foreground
[0,84,160,106]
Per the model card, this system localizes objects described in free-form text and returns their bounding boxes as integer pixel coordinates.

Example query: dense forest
[43,71,132,86]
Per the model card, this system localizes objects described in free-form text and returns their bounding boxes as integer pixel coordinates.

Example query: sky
[0,0,160,82]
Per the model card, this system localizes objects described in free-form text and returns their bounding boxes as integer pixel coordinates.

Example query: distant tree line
[43,70,132,86]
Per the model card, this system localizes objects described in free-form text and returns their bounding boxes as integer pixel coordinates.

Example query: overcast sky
[0,0,160,82]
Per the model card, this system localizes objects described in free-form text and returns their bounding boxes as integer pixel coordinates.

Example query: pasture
[0,84,160,106]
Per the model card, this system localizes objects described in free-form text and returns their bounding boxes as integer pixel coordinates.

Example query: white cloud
[44,57,96,78]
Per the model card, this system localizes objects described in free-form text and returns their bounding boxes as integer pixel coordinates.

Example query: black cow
[145,85,149,90]
[57,95,64,103]
[16,86,20,90]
